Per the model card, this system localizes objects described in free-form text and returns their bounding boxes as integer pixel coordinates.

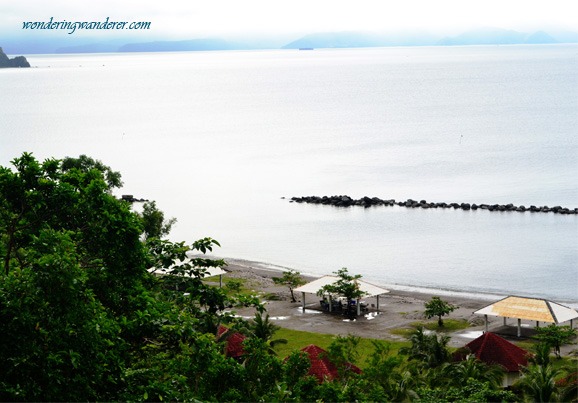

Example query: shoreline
[220,257,578,309]
[211,257,578,354]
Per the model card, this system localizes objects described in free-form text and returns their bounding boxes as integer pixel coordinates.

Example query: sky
[3,0,577,41]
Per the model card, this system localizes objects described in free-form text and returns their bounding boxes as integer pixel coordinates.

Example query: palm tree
[400,326,451,368]
[250,312,287,354]
[517,364,562,402]
[443,354,505,389]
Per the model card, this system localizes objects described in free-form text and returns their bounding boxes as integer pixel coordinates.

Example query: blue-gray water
[1,45,577,303]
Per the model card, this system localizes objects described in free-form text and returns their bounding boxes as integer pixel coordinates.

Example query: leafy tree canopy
[273,269,305,302]
[534,324,577,358]
[424,296,458,327]
[317,267,367,302]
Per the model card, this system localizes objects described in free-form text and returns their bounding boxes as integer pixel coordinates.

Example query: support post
[571,319,574,329]
[517,318,522,338]
[357,298,361,316]
[302,292,305,312]
[328,295,332,313]
[536,321,540,328]
[503,317,507,326]
[485,314,488,333]
[377,295,380,312]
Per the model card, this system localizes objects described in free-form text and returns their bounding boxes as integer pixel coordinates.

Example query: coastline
[221,257,578,309]
[213,257,578,352]
[216,258,512,347]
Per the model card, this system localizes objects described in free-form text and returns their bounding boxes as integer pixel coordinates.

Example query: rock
[0,47,30,68]
[286,195,576,216]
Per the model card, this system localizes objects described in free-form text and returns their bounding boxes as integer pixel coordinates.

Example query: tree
[424,296,457,327]
[442,354,505,390]
[326,335,362,381]
[140,200,177,240]
[250,312,288,354]
[273,269,305,302]
[317,267,367,316]
[517,364,563,402]
[400,326,451,368]
[535,324,577,358]
[0,229,125,401]
[0,153,267,401]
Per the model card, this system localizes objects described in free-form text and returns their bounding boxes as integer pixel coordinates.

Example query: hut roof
[464,332,529,372]
[474,296,578,324]
[147,266,227,278]
[217,325,246,359]
[294,275,389,298]
[300,344,361,382]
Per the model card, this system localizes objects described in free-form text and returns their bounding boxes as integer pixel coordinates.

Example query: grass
[421,318,470,332]
[203,276,258,297]
[272,326,409,368]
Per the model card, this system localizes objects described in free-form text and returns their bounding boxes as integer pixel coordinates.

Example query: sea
[1,44,577,304]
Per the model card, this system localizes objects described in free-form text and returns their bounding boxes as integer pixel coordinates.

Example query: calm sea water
[1,45,577,303]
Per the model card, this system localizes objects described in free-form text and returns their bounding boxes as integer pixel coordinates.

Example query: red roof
[217,325,247,359]
[464,332,529,372]
[300,344,361,382]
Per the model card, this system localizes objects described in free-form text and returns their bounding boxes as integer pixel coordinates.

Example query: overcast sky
[3,0,578,40]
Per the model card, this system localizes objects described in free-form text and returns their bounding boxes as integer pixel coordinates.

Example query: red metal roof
[300,344,361,382]
[464,332,529,372]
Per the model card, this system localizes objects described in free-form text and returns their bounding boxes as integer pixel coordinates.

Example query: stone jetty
[288,195,578,215]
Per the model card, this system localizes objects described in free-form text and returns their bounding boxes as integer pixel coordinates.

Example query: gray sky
[3,0,578,39]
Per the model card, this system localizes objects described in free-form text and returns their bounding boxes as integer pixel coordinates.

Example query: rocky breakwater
[289,195,578,215]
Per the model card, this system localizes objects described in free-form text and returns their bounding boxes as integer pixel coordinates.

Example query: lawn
[272,326,409,368]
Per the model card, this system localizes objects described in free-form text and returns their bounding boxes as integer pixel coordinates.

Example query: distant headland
[0,47,30,68]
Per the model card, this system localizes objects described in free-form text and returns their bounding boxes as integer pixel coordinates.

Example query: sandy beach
[218,258,536,349]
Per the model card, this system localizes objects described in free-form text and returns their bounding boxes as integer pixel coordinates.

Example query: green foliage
[530,342,553,366]
[424,296,457,327]
[441,354,505,390]
[225,278,243,293]
[534,324,577,358]
[0,153,542,402]
[140,201,177,240]
[0,229,125,401]
[400,326,451,368]
[422,318,470,332]
[415,378,518,402]
[250,312,288,353]
[61,154,123,189]
[326,335,361,381]
[316,268,367,316]
[517,364,563,402]
[273,269,305,302]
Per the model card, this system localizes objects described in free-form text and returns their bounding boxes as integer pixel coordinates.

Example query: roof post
[302,292,306,312]
[517,318,521,338]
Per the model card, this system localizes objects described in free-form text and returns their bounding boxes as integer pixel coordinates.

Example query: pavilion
[474,296,578,337]
[294,275,389,315]
[455,332,529,386]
